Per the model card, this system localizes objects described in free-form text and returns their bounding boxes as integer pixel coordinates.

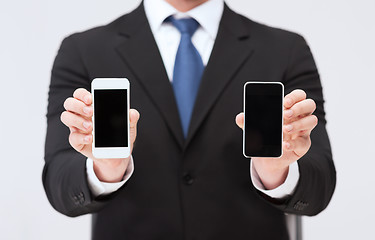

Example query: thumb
[129,109,140,150]
[235,113,244,130]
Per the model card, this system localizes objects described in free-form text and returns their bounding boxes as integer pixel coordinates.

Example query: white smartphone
[243,82,284,158]
[91,78,130,159]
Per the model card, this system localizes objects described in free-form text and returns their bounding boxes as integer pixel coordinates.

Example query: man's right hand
[60,88,140,183]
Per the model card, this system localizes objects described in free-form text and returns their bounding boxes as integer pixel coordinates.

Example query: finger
[69,126,78,133]
[235,113,244,129]
[73,88,92,105]
[69,132,92,152]
[284,89,307,109]
[284,98,316,121]
[129,109,140,129]
[71,127,91,135]
[284,136,311,158]
[129,109,140,147]
[64,97,92,118]
[281,141,305,163]
[284,115,318,136]
[60,111,92,133]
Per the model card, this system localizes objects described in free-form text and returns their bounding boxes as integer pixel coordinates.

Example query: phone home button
[183,173,194,185]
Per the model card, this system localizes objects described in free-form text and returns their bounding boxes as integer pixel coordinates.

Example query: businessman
[43,0,336,239]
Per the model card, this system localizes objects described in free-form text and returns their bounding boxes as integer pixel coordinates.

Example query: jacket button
[183,174,194,185]
[78,192,85,205]
[72,196,79,205]
[294,201,309,211]
[72,193,85,205]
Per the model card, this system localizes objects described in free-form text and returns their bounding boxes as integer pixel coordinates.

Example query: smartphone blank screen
[94,89,128,147]
[244,83,283,157]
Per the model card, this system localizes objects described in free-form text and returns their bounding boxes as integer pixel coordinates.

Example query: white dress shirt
[86,0,300,198]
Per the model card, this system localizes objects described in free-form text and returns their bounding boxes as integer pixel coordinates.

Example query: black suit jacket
[43,3,336,240]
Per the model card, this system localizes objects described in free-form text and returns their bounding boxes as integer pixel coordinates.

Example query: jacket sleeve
[42,35,118,217]
[264,34,336,216]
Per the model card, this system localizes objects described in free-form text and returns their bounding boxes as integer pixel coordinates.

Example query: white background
[1,0,374,239]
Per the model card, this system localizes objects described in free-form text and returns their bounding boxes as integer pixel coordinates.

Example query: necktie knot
[168,16,200,37]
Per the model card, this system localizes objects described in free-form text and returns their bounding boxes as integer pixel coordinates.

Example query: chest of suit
[76,5,292,239]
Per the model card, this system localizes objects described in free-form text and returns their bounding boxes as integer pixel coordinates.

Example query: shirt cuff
[86,156,134,197]
[250,160,300,199]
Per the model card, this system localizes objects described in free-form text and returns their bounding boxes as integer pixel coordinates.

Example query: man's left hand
[235,89,318,190]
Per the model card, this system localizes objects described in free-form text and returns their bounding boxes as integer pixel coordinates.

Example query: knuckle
[293,121,300,130]
[61,111,87,130]
[296,118,305,130]
[287,141,294,150]
[293,103,302,114]
[77,118,85,128]
[68,133,76,146]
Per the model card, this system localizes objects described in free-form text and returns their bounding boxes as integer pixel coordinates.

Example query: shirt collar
[144,0,224,39]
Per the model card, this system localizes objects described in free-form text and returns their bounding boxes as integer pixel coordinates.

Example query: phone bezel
[242,81,284,158]
[91,78,130,159]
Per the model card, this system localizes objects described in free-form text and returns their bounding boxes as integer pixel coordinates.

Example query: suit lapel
[185,5,255,147]
[115,4,185,149]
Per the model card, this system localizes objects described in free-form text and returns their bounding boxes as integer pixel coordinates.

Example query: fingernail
[83,121,91,129]
[285,110,293,118]
[84,135,90,143]
[83,106,90,114]
[285,125,293,132]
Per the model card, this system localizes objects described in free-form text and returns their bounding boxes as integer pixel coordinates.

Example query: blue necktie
[169,17,204,138]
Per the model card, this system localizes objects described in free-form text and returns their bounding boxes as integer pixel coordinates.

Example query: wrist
[252,158,289,190]
[93,157,130,183]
